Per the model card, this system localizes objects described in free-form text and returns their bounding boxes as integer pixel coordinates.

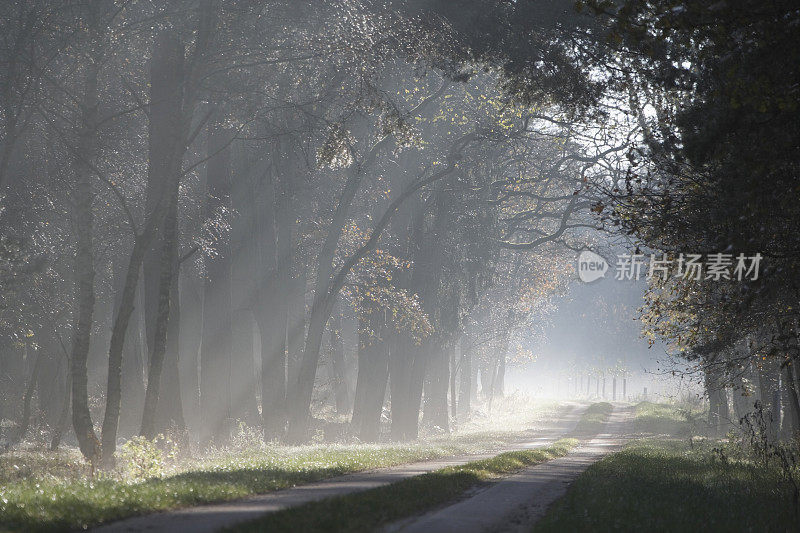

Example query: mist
[0,1,797,531]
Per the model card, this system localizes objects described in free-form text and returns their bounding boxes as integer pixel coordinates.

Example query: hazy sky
[506,272,692,400]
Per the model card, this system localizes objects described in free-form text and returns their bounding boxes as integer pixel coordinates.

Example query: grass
[572,402,613,436]
[0,443,518,532]
[0,398,565,532]
[532,438,798,532]
[633,401,703,437]
[0,448,86,484]
[230,438,579,533]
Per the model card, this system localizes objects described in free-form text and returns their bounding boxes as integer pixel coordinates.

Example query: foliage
[586,0,800,385]
[117,435,178,482]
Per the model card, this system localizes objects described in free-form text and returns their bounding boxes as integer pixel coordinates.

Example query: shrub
[118,434,177,481]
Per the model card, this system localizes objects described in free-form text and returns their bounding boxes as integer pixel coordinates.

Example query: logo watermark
[577,251,762,282]
[577,250,608,282]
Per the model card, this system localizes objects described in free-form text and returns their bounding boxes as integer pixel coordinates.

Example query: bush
[118,434,177,481]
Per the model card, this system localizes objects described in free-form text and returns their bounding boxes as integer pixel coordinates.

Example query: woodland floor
[90,402,589,533]
[0,397,570,532]
[5,400,790,533]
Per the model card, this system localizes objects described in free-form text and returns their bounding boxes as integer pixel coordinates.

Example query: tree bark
[286,164,363,443]
[50,366,71,451]
[256,169,286,439]
[70,49,101,464]
[14,346,41,443]
[101,238,147,465]
[153,209,185,433]
[258,124,297,439]
[178,270,203,432]
[140,188,180,439]
[118,261,145,437]
[423,339,450,432]
[449,343,458,424]
[229,140,259,426]
[457,345,472,419]
[101,28,186,465]
[389,334,427,441]
[784,361,800,437]
[329,299,350,415]
[352,309,389,441]
[200,112,235,442]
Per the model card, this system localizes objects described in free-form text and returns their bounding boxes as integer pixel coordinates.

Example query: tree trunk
[422,340,450,432]
[179,270,203,433]
[731,372,751,423]
[493,345,506,399]
[140,188,181,439]
[36,333,62,430]
[286,265,306,400]
[153,247,185,433]
[329,299,350,415]
[449,343,458,424]
[706,370,718,429]
[200,112,235,442]
[70,51,101,464]
[100,238,147,466]
[784,361,800,437]
[351,310,389,441]
[229,141,259,426]
[389,333,427,441]
[100,28,186,466]
[457,346,471,420]
[118,264,145,437]
[706,367,730,435]
[257,139,294,440]
[285,164,365,443]
[50,367,71,451]
[14,346,41,443]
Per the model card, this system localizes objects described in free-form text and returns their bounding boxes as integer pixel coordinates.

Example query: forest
[0,1,798,531]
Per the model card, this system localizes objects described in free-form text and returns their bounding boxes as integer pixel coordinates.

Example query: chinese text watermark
[577,251,762,283]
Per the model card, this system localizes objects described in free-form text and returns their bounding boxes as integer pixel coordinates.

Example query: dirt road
[92,404,588,533]
[387,405,633,533]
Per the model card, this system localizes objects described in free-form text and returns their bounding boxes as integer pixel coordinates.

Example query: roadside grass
[230,438,579,533]
[0,448,86,484]
[0,399,565,532]
[633,401,703,437]
[572,402,613,436]
[532,438,798,532]
[0,442,516,532]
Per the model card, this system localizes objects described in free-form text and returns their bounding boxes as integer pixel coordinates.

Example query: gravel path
[387,405,634,533]
[91,404,587,533]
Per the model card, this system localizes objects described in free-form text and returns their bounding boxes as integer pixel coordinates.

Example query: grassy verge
[0,442,528,532]
[572,402,613,436]
[0,400,566,532]
[532,438,798,532]
[633,401,703,436]
[230,438,579,533]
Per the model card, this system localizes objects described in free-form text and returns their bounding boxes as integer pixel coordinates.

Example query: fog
[507,276,698,402]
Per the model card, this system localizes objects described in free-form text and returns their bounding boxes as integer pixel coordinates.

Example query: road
[92,403,609,533]
[387,405,633,533]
